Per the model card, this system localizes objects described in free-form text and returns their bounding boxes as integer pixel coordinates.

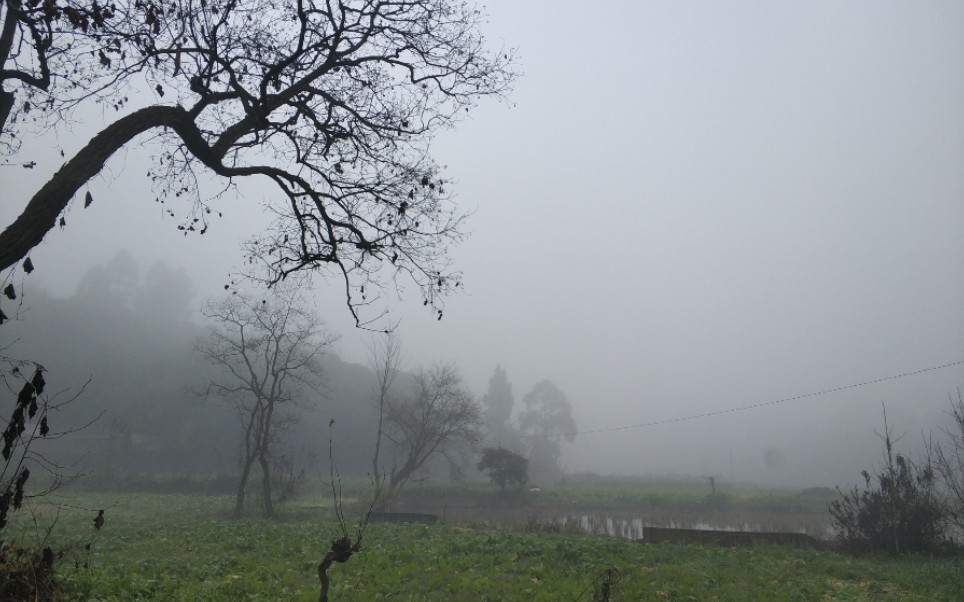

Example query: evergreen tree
[481,365,518,449]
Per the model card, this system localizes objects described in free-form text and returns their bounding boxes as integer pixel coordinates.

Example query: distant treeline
[3,252,388,480]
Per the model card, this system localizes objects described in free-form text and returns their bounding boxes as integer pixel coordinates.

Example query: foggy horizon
[3,0,962,490]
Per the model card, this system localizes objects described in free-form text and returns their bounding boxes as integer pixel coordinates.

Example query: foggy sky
[3,1,963,487]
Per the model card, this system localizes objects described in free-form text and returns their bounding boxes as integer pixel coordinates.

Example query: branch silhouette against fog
[1,0,516,324]
[382,364,481,506]
[195,285,335,517]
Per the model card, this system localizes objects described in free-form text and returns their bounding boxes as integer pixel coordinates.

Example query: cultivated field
[6,478,963,600]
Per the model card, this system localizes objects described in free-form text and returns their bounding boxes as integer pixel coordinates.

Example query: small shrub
[934,389,964,536]
[0,543,59,601]
[830,409,947,554]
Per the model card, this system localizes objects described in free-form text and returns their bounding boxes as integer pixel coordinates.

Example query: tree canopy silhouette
[0,0,515,322]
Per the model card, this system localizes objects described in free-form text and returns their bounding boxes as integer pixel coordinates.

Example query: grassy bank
[4,487,962,600]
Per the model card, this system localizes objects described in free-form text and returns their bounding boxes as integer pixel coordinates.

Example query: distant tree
[518,380,577,481]
[1,253,215,474]
[196,286,335,517]
[134,261,195,328]
[934,389,964,534]
[1,0,516,325]
[481,365,519,449]
[382,364,481,506]
[73,249,139,317]
[830,406,947,554]
[367,332,403,490]
[477,446,528,493]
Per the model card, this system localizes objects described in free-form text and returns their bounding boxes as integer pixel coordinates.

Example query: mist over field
[3,0,963,495]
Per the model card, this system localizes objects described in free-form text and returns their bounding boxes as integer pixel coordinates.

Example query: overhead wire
[490,360,964,444]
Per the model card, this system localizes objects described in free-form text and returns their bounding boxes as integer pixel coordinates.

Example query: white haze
[2,1,962,487]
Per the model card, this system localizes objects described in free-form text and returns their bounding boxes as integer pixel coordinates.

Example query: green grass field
[4,481,963,600]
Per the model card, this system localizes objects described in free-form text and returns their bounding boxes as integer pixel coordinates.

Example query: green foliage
[477,447,528,493]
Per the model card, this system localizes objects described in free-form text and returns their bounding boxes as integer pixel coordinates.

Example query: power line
[494,360,964,443]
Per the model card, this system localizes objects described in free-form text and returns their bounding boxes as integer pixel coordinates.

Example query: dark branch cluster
[1,0,516,325]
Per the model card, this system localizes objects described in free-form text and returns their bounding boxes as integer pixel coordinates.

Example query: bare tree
[196,285,334,518]
[1,0,516,324]
[382,364,480,506]
[367,331,401,488]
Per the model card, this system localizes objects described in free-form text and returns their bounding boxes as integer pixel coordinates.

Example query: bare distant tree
[1,0,516,324]
[382,364,480,506]
[367,332,402,488]
[196,285,335,517]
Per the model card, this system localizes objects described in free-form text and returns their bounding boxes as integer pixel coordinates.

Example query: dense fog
[3,249,960,491]
[3,0,962,492]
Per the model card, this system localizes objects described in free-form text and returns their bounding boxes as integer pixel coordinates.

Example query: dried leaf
[32,370,45,395]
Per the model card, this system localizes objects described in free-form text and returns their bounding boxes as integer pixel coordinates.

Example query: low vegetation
[831,407,952,554]
[2,481,960,601]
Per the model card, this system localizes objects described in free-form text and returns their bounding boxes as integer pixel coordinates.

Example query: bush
[935,389,964,536]
[0,543,59,601]
[477,447,528,493]
[830,410,947,553]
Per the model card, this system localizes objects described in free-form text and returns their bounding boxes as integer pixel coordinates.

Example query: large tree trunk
[0,104,219,272]
[382,460,417,510]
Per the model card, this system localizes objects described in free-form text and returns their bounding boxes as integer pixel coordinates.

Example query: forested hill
[3,251,383,477]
